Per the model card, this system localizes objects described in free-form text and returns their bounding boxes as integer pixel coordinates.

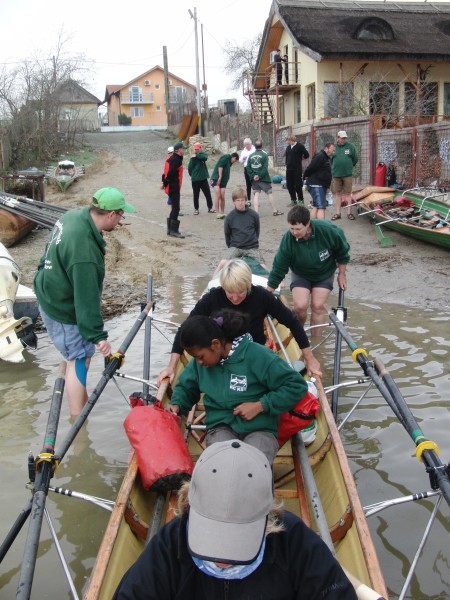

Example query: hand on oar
[95,339,111,356]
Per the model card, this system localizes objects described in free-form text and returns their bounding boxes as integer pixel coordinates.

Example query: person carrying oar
[34,187,135,417]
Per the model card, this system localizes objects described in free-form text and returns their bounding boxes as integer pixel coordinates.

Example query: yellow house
[104,67,196,128]
[249,0,450,131]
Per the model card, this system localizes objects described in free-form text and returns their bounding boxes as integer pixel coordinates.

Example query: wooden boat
[46,160,85,192]
[0,208,35,247]
[85,311,388,599]
[356,186,450,249]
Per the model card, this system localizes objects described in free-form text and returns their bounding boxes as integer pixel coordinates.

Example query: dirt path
[9,131,450,318]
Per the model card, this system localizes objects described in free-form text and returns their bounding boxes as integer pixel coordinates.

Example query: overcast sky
[1,0,445,113]
[0,0,272,110]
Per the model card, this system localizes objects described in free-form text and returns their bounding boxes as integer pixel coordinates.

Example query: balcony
[120,93,154,105]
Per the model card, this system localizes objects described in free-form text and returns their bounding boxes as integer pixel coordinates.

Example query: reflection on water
[0,279,449,599]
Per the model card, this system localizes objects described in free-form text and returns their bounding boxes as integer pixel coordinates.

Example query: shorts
[39,306,96,361]
[307,186,327,209]
[290,273,334,292]
[251,180,272,194]
[224,247,265,264]
[331,176,353,194]
[210,179,226,189]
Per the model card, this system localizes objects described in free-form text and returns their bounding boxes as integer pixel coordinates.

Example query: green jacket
[188,152,209,182]
[34,207,108,344]
[170,336,307,437]
[211,154,233,187]
[331,142,358,178]
[246,150,271,183]
[268,220,350,288]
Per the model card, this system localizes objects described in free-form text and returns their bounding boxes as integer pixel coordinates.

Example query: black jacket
[113,511,358,600]
[171,285,310,354]
[303,150,332,188]
[285,143,309,172]
[164,152,183,193]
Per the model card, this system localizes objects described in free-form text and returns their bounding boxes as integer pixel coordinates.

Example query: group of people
[33,138,356,597]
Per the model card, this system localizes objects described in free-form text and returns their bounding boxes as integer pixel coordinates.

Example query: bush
[118,113,132,126]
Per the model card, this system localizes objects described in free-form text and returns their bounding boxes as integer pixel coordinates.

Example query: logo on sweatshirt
[319,249,330,261]
[230,374,247,392]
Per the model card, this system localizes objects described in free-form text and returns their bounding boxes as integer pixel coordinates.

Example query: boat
[46,160,85,192]
[0,208,36,247]
[84,277,388,600]
[0,242,36,362]
[355,186,450,249]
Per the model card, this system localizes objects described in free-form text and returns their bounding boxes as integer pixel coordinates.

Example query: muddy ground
[8,131,450,320]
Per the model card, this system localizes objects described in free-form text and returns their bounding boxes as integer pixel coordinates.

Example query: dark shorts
[290,273,334,292]
[252,180,272,193]
[40,306,96,361]
[210,179,226,189]
[307,186,327,209]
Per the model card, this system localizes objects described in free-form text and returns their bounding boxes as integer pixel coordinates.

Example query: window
[294,91,301,123]
[323,82,353,118]
[355,18,394,40]
[155,84,160,90]
[294,49,299,83]
[156,106,161,111]
[129,86,143,102]
[130,106,144,118]
[369,82,399,116]
[405,82,438,116]
[171,86,186,103]
[64,109,73,120]
[307,84,315,120]
[445,83,450,115]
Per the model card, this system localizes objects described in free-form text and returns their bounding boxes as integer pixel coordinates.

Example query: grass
[47,149,97,166]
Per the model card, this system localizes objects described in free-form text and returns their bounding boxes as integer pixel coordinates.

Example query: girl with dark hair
[166,309,307,463]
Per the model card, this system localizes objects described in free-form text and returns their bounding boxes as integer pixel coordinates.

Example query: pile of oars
[0,191,66,229]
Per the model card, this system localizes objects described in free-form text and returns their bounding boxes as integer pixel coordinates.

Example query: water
[0,278,449,599]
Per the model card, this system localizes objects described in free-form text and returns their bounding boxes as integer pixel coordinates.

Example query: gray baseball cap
[187,440,273,564]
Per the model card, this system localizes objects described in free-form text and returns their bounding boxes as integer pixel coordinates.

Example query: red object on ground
[375,163,387,187]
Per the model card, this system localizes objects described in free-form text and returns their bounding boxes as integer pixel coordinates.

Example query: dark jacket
[285,143,309,172]
[163,152,184,194]
[112,511,358,600]
[188,152,209,182]
[171,284,310,355]
[224,208,260,249]
[303,149,332,188]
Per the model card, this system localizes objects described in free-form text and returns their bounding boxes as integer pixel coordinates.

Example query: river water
[0,276,449,599]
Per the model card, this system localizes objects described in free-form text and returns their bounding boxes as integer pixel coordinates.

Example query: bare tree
[0,28,91,166]
[223,34,262,92]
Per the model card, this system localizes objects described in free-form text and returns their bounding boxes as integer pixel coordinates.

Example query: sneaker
[287,201,297,207]
[301,419,318,446]
[216,213,225,220]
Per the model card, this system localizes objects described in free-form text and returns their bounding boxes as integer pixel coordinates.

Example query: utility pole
[201,23,209,123]
[188,7,202,134]
[163,46,170,128]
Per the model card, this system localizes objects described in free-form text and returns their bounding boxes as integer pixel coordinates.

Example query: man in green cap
[34,187,134,417]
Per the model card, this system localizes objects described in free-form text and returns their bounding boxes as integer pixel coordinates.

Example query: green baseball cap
[92,187,135,213]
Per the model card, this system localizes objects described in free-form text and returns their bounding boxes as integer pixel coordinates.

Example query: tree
[0,28,91,166]
[223,34,262,92]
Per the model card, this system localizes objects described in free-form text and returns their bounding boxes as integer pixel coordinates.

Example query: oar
[16,362,66,600]
[57,300,153,463]
[330,288,345,419]
[328,311,450,508]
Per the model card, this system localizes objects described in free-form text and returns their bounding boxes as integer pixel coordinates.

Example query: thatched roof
[264,0,450,62]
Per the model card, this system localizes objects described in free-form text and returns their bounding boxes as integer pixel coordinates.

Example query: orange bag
[124,402,194,492]
[278,389,320,447]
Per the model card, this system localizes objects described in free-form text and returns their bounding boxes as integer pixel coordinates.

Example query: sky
[0,0,272,111]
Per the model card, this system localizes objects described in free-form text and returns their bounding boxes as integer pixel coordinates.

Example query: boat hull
[0,208,35,247]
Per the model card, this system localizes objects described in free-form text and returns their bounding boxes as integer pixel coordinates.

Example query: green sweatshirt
[188,152,209,182]
[246,150,271,183]
[211,154,234,187]
[331,141,358,178]
[170,335,307,437]
[34,207,108,344]
[268,220,350,288]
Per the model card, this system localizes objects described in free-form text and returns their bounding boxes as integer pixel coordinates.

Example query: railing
[120,93,154,104]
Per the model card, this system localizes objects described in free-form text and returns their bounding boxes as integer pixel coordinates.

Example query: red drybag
[278,390,320,447]
[124,402,194,492]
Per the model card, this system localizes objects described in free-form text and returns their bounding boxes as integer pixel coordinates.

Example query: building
[55,79,101,132]
[247,0,450,131]
[104,67,196,128]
